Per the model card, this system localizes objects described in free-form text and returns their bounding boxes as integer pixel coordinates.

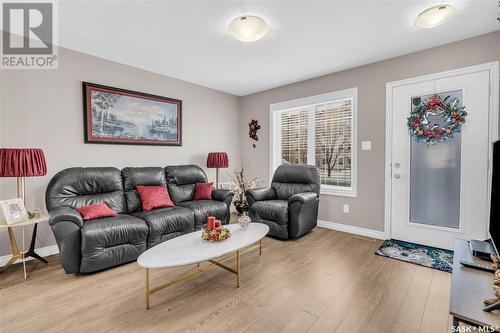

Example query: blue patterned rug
[375,239,453,273]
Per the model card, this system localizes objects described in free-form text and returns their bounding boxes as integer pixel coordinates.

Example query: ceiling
[58,1,499,96]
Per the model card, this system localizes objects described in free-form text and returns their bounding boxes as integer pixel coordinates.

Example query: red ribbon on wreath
[426,95,445,111]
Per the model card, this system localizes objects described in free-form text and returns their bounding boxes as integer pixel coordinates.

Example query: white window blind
[280,109,309,165]
[271,88,357,197]
[314,100,352,188]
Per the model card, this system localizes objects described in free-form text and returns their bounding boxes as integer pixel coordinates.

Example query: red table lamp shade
[0,148,47,177]
[206,152,229,169]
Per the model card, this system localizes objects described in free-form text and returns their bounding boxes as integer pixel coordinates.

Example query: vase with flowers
[231,168,258,215]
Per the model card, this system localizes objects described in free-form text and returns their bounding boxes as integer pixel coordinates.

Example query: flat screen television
[489,140,500,257]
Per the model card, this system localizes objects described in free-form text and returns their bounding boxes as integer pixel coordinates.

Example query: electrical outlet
[361,141,372,151]
[343,204,349,213]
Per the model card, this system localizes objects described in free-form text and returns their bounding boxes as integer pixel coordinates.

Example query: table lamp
[0,148,47,203]
[206,152,228,189]
[0,148,48,275]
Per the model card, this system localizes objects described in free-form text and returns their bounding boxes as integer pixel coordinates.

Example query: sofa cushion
[46,167,126,213]
[165,165,207,185]
[165,165,208,203]
[80,214,149,273]
[250,200,289,225]
[136,185,175,211]
[122,167,167,213]
[194,182,213,200]
[177,200,227,230]
[77,203,117,221]
[133,206,194,248]
[167,183,195,204]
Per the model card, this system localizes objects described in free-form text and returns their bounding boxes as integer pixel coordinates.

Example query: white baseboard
[0,244,59,267]
[317,220,388,240]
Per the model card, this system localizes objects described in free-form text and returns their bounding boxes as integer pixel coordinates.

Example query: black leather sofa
[46,165,234,274]
[246,164,320,239]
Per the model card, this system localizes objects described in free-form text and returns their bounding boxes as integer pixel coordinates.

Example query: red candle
[215,220,221,228]
[207,216,216,231]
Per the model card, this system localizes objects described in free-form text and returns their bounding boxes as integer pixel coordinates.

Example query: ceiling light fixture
[415,4,456,28]
[228,15,268,42]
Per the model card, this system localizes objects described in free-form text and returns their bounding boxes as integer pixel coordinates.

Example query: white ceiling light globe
[229,15,268,42]
[415,4,456,28]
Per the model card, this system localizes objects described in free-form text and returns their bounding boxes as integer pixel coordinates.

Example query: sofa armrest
[212,189,234,202]
[49,206,84,228]
[48,206,83,274]
[245,188,276,203]
[288,192,318,205]
[212,189,235,225]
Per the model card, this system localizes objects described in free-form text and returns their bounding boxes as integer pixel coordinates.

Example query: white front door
[388,65,496,249]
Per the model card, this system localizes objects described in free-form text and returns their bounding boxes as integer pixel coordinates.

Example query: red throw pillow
[194,182,213,200]
[77,203,117,221]
[136,185,175,211]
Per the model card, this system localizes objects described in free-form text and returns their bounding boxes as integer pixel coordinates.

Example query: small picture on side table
[0,198,28,225]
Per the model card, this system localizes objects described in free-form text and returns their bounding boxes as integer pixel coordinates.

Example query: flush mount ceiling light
[415,4,456,28]
[228,15,268,42]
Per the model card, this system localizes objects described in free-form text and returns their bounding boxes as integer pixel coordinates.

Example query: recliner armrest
[49,206,84,228]
[288,192,318,205]
[212,189,235,202]
[246,187,276,202]
[288,192,319,239]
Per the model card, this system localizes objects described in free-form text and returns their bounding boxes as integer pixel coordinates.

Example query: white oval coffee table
[137,223,269,309]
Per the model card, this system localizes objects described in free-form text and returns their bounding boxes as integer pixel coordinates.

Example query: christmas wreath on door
[407,94,467,145]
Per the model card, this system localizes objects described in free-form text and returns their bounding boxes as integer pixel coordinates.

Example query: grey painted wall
[239,31,500,232]
[0,31,498,259]
[0,47,241,256]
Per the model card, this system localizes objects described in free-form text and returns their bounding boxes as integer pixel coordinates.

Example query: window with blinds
[271,88,357,197]
[280,110,308,165]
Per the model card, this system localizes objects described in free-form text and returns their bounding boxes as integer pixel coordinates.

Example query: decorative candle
[207,216,216,231]
[215,220,221,228]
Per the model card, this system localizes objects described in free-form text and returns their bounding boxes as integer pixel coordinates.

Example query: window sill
[320,187,357,198]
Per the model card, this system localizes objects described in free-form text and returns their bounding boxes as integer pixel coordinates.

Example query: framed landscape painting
[83,82,182,146]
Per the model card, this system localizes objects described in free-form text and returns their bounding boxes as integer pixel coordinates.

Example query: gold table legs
[0,224,48,279]
[145,268,150,310]
[145,239,263,310]
[0,228,24,277]
[236,249,240,288]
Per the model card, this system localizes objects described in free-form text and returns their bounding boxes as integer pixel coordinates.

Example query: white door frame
[384,62,499,240]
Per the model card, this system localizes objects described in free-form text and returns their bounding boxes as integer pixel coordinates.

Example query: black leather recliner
[245,164,320,239]
[46,165,234,274]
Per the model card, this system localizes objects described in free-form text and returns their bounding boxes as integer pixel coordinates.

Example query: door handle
[394,173,401,179]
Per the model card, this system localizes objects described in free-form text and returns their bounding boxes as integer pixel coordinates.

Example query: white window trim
[269,88,358,197]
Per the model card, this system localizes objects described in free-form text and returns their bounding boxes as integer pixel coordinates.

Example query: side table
[0,215,49,279]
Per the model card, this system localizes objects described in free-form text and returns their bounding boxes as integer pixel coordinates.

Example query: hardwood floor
[0,227,452,333]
